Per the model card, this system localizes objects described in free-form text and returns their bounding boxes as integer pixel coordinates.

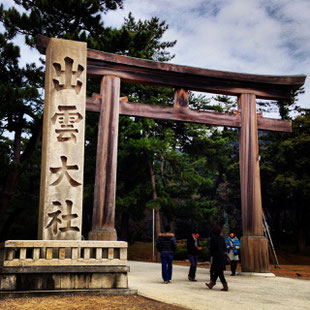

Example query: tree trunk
[0,207,21,241]
[148,159,161,261]
[0,127,22,217]
[297,228,306,254]
[120,211,130,242]
[296,200,307,253]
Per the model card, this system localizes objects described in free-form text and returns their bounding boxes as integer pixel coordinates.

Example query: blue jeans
[160,253,174,281]
[188,255,198,279]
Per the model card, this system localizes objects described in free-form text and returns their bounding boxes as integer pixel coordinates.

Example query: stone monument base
[0,288,137,298]
[0,266,129,291]
[0,240,136,296]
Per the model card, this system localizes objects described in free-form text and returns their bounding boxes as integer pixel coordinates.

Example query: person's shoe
[221,283,228,291]
[230,273,235,276]
[163,281,169,284]
[205,281,215,289]
[188,276,197,282]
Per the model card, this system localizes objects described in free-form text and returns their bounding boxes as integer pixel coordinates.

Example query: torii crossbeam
[38,36,306,273]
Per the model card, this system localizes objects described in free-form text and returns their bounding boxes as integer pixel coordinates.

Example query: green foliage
[0,25,44,242]
[199,239,211,261]
[174,243,187,260]
[0,31,42,132]
[174,239,210,261]
[256,88,305,120]
[260,111,310,252]
[1,0,123,46]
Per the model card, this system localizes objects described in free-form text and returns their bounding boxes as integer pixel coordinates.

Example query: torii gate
[38,37,306,273]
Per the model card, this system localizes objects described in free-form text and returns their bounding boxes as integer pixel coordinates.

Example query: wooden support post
[174,88,188,108]
[238,93,269,273]
[88,76,120,241]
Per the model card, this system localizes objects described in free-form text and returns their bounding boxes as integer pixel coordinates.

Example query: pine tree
[0,1,177,241]
[260,110,310,253]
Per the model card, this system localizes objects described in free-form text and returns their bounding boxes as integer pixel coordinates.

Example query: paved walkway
[128,261,310,310]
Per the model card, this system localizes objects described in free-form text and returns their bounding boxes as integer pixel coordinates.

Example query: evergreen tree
[1,0,123,46]
[0,0,177,241]
[260,110,310,253]
[0,29,43,234]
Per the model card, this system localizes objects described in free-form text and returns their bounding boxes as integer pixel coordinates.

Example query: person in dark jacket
[187,232,202,281]
[156,225,177,284]
[206,225,228,291]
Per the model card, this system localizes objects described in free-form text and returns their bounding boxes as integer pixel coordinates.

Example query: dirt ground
[261,246,310,280]
[0,295,187,310]
[269,264,310,280]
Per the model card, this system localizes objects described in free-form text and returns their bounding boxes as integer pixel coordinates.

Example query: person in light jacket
[225,231,241,276]
[156,225,177,284]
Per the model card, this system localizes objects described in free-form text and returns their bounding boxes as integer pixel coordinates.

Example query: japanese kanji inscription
[38,38,86,240]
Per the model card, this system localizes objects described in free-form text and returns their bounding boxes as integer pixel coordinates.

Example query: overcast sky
[103,0,310,114]
[2,0,310,116]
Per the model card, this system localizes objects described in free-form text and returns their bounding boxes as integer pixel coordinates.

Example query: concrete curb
[0,288,138,299]
[238,272,275,277]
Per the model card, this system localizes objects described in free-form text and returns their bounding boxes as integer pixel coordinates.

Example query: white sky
[103,0,310,114]
[2,0,310,116]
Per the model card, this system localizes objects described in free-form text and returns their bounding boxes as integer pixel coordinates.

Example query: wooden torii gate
[38,37,306,273]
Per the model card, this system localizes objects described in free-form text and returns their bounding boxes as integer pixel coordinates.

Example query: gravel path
[128,261,310,310]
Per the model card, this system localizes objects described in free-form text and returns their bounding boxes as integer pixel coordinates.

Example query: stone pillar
[38,38,87,240]
[238,93,269,272]
[88,76,120,241]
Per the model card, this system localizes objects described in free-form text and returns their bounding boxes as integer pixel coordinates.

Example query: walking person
[205,225,228,291]
[187,231,202,281]
[156,225,177,284]
[226,231,241,276]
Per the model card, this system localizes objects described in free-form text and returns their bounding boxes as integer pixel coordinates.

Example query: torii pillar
[238,93,269,272]
[88,76,120,241]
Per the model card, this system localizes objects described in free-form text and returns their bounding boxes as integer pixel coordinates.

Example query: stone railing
[0,240,127,267]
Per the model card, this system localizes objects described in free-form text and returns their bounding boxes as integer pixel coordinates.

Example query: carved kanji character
[50,156,81,187]
[53,57,84,94]
[45,200,79,235]
[51,105,83,143]
[45,201,62,235]
[59,200,79,233]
